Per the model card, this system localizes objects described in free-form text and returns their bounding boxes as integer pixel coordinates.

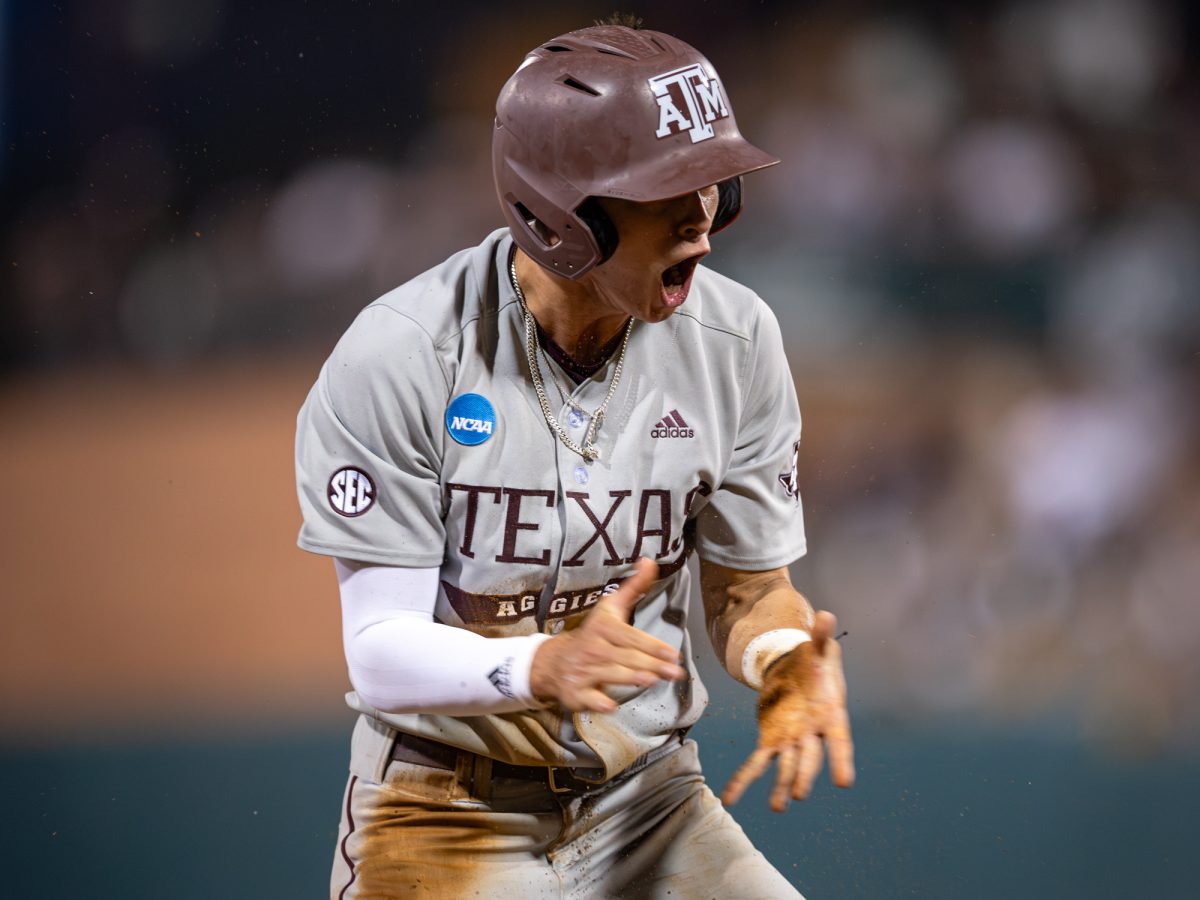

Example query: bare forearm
[700,562,814,686]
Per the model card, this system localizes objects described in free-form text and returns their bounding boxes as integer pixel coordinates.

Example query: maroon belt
[390,731,605,794]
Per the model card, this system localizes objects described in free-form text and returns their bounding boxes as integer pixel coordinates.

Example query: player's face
[583,185,718,323]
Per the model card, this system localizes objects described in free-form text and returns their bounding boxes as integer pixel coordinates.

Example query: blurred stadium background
[2,0,1198,897]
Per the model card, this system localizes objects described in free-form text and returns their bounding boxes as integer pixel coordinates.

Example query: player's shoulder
[677,263,780,344]
[346,228,507,349]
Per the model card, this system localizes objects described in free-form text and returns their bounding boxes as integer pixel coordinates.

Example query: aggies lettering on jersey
[650,408,694,439]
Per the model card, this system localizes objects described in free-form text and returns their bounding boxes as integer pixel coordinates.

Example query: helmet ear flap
[576,198,619,265]
[572,181,740,272]
[711,177,743,233]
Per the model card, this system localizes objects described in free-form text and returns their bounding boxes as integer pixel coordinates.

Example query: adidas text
[650,427,695,439]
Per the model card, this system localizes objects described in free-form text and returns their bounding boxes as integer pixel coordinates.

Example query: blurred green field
[4,712,1197,899]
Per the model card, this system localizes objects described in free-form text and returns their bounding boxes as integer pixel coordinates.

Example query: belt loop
[473,755,493,802]
[453,749,474,796]
[349,714,399,785]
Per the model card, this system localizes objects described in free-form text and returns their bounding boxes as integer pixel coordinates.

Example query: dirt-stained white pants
[330,717,802,899]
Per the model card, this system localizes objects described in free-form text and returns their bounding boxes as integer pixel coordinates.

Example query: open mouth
[660,254,704,307]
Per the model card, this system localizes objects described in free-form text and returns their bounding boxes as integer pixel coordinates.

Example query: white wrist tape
[741,628,812,690]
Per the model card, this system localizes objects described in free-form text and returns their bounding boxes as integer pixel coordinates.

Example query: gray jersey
[295,228,806,780]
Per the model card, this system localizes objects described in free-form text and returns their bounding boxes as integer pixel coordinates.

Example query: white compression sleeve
[336,559,551,715]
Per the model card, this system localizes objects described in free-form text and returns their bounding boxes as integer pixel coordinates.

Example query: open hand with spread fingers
[530,558,686,713]
[722,610,855,812]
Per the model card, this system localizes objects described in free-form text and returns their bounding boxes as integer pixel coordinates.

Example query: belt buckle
[546,767,575,794]
[547,766,604,794]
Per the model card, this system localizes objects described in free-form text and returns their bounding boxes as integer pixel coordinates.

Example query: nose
[675,185,718,242]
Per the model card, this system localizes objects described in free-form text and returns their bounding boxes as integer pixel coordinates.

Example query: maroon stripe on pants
[338,775,359,900]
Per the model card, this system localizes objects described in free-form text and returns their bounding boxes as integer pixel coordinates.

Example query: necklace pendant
[584,446,601,462]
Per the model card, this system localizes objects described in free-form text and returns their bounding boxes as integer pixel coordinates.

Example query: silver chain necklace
[509,256,634,463]
[536,339,581,415]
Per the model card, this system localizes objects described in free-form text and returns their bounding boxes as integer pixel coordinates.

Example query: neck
[513,249,629,367]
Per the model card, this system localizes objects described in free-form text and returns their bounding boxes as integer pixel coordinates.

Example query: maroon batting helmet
[493,25,779,279]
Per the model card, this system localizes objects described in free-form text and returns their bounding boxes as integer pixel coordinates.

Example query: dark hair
[596,12,644,29]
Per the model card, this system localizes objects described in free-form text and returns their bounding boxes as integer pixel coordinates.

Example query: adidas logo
[650,409,695,439]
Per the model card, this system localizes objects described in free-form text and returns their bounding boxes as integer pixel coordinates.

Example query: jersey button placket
[548,398,597,637]
[566,402,591,484]
[542,408,574,637]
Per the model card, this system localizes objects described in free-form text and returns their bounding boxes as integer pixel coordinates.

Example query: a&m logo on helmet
[328,467,376,517]
[648,64,729,144]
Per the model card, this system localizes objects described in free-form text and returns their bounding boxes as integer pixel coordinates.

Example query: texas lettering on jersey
[446,480,711,566]
[442,479,711,626]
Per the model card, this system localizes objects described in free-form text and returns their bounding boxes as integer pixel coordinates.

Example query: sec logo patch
[328,467,376,517]
[446,393,496,446]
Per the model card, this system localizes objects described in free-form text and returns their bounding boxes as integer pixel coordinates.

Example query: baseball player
[296,22,854,899]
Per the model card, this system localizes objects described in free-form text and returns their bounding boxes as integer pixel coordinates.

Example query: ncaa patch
[446,393,496,446]
[328,466,376,517]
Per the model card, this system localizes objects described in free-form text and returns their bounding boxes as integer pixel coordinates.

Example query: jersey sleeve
[694,299,807,570]
[295,303,450,567]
